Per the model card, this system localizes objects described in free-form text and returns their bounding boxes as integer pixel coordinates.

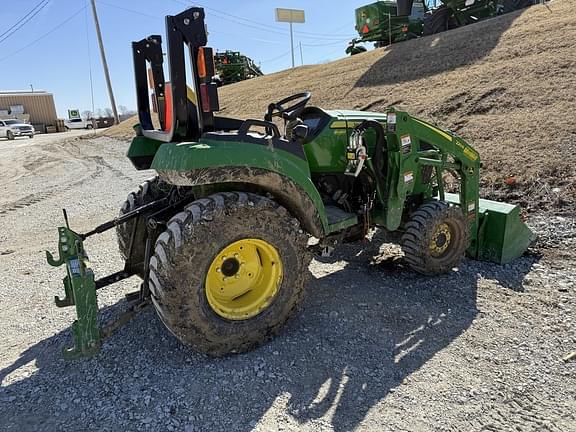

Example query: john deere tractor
[347,0,535,54]
[47,7,535,359]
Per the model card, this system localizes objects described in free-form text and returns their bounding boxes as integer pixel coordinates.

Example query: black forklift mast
[133,35,166,131]
[132,7,219,143]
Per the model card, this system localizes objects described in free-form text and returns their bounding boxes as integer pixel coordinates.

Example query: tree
[118,105,128,115]
[103,108,113,118]
[82,110,93,120]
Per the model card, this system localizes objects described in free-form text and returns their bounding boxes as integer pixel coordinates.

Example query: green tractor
[347,0,427,54]
[47,7,535,359]
[347,0,535,54]
[213,50,263,86]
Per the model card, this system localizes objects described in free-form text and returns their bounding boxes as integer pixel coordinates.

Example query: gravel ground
[0,136,575,432]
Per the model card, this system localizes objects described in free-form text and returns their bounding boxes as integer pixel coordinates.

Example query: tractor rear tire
[502,0,533,14]
[401,201,469,275]
[116,177,171,278]
[149,192,311,356]
[423,6,450,36]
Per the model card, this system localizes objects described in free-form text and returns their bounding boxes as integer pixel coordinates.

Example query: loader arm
[383,109,534,263]
[383,108,480,242]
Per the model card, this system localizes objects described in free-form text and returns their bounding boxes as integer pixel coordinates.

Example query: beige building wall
[0,91,58,125]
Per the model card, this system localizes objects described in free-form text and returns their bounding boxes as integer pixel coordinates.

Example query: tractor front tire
[116,177,171,278]
[401,201,469,275]
[423,6,449,36]
[149,192,311,356]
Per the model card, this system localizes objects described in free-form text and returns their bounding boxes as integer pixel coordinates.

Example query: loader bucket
[443,194,536,264]
[475,199,537,264]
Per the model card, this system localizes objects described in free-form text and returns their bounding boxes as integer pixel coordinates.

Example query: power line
[0,0,49,39]
[99,1,287,47]
[169,0,355,41]
[0,0,51,45]
[0,6,86,63]
[260,49,292,64]
[98,0,161,21]
[313,46,346,65]
[301,38,352,48]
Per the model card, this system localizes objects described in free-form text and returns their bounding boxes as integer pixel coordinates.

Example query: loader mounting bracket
[46,191,192,359]
[47,226,100,359]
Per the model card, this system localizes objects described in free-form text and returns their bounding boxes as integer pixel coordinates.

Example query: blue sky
[0,0,372,117]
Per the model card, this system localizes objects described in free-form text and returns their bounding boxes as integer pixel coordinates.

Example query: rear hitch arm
[46,226,100,359]
[46,194,190,359]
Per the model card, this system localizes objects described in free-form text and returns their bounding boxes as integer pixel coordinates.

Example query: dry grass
[103,1,576,213]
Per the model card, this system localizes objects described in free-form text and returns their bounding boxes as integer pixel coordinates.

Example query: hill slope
[104,1,576,214]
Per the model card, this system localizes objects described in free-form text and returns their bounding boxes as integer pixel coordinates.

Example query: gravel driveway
[0,136,574,431]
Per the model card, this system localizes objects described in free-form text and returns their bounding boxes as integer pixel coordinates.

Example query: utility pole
[299,42,304,66]
[90,0,119,125]
[289,21,294,68]
[388,13,392,47]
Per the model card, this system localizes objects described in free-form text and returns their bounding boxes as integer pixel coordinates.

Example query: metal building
[0,90,58,126]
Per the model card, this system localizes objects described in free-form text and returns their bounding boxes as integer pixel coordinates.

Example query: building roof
[0,90,53,96]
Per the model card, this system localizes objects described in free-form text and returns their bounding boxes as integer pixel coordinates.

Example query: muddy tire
[401,201,469,275]
[6,131,14,140]
[149,192,311,356]
[423,6,450,36]
[116,177,171,278]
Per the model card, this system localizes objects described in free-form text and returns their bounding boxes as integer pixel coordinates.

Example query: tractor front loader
[47,7,535,359]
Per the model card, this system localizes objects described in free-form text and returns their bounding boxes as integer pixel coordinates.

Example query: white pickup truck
[0,119,35,140]
[64,118,94,130]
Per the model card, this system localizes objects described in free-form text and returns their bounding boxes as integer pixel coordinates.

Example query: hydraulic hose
[352,120,387,188]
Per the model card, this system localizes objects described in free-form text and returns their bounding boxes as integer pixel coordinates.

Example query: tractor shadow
[352,9,527,91]
[0,243,539,432]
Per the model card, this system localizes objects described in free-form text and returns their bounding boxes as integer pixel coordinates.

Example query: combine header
[47,7,535,359]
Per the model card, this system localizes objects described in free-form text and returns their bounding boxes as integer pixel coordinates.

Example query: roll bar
[132,7,220,142]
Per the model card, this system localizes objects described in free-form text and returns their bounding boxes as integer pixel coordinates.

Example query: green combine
[47,7,535,359]
[213,50,263,86]
[347,0,535,54]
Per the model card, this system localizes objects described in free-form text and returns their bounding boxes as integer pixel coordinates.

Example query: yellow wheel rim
[429,223,452,257]
[205,238,283,320]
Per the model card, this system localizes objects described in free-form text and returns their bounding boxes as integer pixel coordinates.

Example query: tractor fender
[151,141,328,238]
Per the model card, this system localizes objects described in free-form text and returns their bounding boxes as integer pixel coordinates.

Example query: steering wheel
[265,92,311,122]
